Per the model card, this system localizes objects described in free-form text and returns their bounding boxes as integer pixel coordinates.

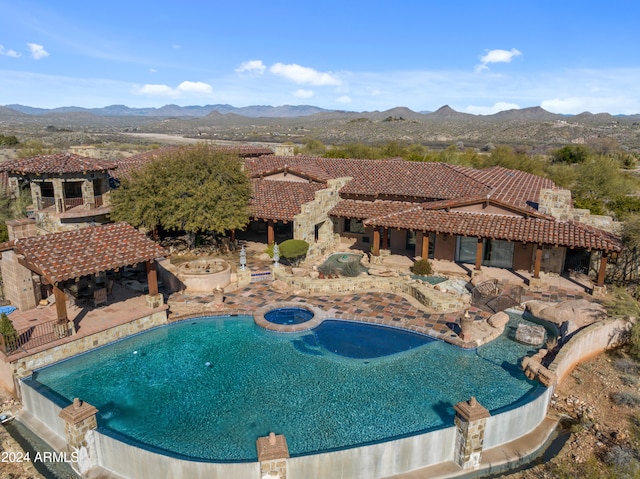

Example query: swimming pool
[27,313,543,462]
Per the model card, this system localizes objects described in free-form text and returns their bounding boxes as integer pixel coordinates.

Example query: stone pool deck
[167,279,591,349]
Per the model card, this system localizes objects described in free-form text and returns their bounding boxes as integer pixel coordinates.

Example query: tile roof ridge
[364,203,424,223]
[439,162,494,192]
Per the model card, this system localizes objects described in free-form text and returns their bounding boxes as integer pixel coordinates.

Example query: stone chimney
[6,218,36,240]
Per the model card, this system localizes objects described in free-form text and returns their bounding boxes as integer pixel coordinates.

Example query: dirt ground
[1,349,638,479]
[500,348,640,478]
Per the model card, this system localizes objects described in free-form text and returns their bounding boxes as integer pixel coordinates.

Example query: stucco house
[1,149,623,293]
[243,156,622,289]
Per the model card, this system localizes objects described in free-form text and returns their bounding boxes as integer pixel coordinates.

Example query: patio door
[456,237,514,268]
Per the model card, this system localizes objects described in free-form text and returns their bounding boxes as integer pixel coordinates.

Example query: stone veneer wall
[294,177,352,258]
[1,250,39,311]
[273,269,465,313]
[10,310,168,396]
[2,219,40,310]
[538,188,621,233]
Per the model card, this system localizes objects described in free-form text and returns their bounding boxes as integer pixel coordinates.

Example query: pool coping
[254,301,326,332]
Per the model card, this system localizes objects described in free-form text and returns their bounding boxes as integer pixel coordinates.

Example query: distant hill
[2,102,640,150]
[4,103,332,118]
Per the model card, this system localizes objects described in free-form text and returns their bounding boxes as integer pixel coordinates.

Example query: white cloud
[336,95,352,103]
[235,60,266,74]
[136,84,180,97]
[0,45,20,58]
[27,43,49,60]
[465,102,521,115]
[149,68,157,73]
[135,81,213,98]
[270,63,341,86]
[294,89,314,98]
[541,96,631,115]
[177,81,213,94]
[476,48,521,72]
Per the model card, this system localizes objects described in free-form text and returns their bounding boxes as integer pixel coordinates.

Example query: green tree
[17,140,56,158]
[572,157,631,214]
[0,134,19,146]
[551,144,592,164]
[0,313,18,353]
[110,144,252,248]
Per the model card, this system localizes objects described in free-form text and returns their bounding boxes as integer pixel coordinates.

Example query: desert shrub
[0,313,18,352]
[265,240,309,265]
[610,391,640,407]
[317,262,338,277]
[412,259,432,276]
[614,358,638,374]
[340,259,362,277]
[603,445,640,477]
[621,375,639,386]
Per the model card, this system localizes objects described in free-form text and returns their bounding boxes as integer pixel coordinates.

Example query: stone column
[454,396,490,470]
[256,432,289,479]
[58,398,98,474]
[145,260,163,308]
[81,179,95,210]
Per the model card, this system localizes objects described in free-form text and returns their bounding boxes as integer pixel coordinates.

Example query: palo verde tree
[110,144,252,248]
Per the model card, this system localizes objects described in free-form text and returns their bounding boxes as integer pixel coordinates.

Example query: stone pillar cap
[454,396,490,422]
[256,432,290,461]
[59,398,98,424]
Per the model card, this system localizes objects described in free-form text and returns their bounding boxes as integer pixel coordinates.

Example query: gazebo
[3,221,167,324]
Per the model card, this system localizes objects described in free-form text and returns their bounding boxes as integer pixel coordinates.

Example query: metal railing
[0,318,72,355]
[37,195,106,211]
[250,271,273,282]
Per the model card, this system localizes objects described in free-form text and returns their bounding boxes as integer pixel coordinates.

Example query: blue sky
[1,1,638,114]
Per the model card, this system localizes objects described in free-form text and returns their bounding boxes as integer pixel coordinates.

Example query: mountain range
[3,103,639,121]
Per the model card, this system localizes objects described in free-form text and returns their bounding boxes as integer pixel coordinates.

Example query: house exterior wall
[538,188,621,234]
[434,234,456,261]
[513,242,535,271]
[263,172,309,182]
[451,204,522,216]
[294,178,351,258]
[540,245,566,274]
[1,250,39,311]
[390,229,407,252]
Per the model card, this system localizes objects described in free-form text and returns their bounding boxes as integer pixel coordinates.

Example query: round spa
[176,258,231,293]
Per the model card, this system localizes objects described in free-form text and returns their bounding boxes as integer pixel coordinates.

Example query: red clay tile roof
[364,208,622,252]
[329,199,417,219]
[13,222,167,284]
[420,195,551,219]
[448,165,555,210]
[112,145,273,181]
[250,179,325,221]
[109,147,178,181]
[1,153,115,175]
[246,156,492,200]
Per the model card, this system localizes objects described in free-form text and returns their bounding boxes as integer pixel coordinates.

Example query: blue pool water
[28,313,543,462]
[264,307,314,325]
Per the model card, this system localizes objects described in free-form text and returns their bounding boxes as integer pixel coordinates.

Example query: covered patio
[0,222,168,359]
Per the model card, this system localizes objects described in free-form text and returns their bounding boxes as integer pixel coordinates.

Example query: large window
[456,237,514,268]
[344,218,365,234]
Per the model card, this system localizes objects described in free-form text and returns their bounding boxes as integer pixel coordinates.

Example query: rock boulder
[524,299,607,340]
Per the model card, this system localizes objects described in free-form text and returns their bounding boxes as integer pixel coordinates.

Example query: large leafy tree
[110,144,252,248]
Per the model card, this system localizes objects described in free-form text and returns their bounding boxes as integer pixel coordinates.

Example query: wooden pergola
[10,223,167,323]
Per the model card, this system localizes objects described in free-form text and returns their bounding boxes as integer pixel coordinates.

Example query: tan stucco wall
[434,234,456,261]
[451,204,522,216]
[513,242,534,271]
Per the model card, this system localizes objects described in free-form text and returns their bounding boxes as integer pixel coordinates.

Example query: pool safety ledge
[254,302,326,332]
